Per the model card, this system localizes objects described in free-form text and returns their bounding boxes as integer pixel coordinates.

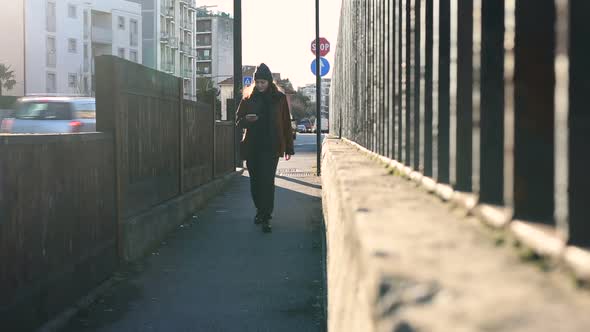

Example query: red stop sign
[311,37,331,56]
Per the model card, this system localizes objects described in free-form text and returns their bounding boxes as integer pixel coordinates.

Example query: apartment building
[131,0,197,99]
[299,78,331,114]
[0,0,142,96]
[195,9,233,86]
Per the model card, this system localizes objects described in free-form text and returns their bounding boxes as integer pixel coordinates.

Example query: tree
[0,64,17,96]
[289,91,315,121]
[196,77,222,119]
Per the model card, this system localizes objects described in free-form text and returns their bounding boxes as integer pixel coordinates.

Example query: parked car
[312,117,329,133]
[1,96,96,134]
[299,119,313,133]
[297,124,307,133]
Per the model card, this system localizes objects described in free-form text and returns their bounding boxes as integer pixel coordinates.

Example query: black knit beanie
[254,63,273,82]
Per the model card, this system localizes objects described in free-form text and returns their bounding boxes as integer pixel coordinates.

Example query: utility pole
[315,0,321,176]
[233,0,242,168]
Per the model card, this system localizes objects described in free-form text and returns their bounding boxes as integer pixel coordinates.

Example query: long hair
[242,81,284,99]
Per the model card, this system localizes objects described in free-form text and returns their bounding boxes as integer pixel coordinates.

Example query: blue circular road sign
[311,57,330,77]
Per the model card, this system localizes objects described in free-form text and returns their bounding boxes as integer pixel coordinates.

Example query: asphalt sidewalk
[61,134,326,332]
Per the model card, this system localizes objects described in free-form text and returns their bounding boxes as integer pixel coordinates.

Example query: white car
[297,124,307,133]
[1,96,96,134]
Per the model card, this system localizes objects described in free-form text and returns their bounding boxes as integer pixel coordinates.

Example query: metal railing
[331,0,590,247]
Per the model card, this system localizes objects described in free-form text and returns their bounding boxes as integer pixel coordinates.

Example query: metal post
[405,0,412,165]
[414,0,422,171]
[315,0,321,176]
[455,0,473,191]
[512,0,555,223]
[437,0,451,184]
[397,0,404,162]
[479,0,504,205]
[424,0,433,176]
[567,0,590,246]
[233,0,242,168]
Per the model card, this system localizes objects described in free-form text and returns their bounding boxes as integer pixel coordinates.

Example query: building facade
[299,78,331,115]
[130,0,197,99]
[195,9,233,87]
[0,0,142,96]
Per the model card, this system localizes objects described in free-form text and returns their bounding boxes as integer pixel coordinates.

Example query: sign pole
[315,0,321,176]
[233,0,242,168]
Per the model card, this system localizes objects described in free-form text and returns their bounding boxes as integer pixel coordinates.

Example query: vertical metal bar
[479,0,505,205]
[567,0,590,246]
[424,0,433,176]
[455,0,473,191]
[512,0,555,223]
[390,0,397,159]
[315,0,321,176]
[438,0,451,184]
[405,0,413,165]
[398,0,404,162]
[414,0,422,170]
[233,0,242,168]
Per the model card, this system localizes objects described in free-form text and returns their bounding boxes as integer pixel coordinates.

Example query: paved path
[62,134,326,332]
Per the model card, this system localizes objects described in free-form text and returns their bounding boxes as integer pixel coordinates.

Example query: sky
[204,0,343,89]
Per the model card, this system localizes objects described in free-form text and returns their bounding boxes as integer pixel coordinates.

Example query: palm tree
[0,64,17,96]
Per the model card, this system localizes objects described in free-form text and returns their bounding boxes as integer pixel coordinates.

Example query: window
[130,50,138,62]
[118,48,125,59]
[46,1,56,32]
[46,36,56,67]
[68,38,77,53]
[197,49,211,60]
[68,73,77,88]
[130,19,138,46]
[196,34,212,46]
[118,16,125,30]
[68,4,77,19]
[196,20,211,32]
[46,72,56,93]
[196,63,210,74]
[16,102,71,120]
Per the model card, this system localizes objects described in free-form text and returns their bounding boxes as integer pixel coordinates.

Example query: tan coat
[235,89,295,160]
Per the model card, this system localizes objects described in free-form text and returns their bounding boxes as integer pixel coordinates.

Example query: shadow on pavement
[61,173,326,332]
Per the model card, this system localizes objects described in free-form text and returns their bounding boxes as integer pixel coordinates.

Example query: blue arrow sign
[243,76,253,86]
[311,57,330,77]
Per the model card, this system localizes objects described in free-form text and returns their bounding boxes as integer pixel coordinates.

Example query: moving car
[1,96,96,134]
[297,124,307,133]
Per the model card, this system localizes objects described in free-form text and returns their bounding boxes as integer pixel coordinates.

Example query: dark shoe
[254,214,263,225]
[262,221,272,233]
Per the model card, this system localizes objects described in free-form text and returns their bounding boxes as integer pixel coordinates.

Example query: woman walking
[236,63,295,233]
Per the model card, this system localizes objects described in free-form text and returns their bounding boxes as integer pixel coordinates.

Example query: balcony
[162,62,175,74]
[161,2,174,18]
[196,52,211,61]
[187,0,197,10]
[181,19,194,31]
[180,43,194,56]
[160,32,170,43]
[183,68,193,79]
[169,37,179,49]
[92,26,113,44]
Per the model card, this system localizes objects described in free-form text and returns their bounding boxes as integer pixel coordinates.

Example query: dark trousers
[247,151,279,217]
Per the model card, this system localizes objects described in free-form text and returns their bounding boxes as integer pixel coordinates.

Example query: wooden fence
[0,56,237,331]
[96,56,235,218]
[215,121,236,178]
[0,133,117,331]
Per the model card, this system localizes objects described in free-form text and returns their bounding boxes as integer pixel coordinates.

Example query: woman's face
[255,79,270,92]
